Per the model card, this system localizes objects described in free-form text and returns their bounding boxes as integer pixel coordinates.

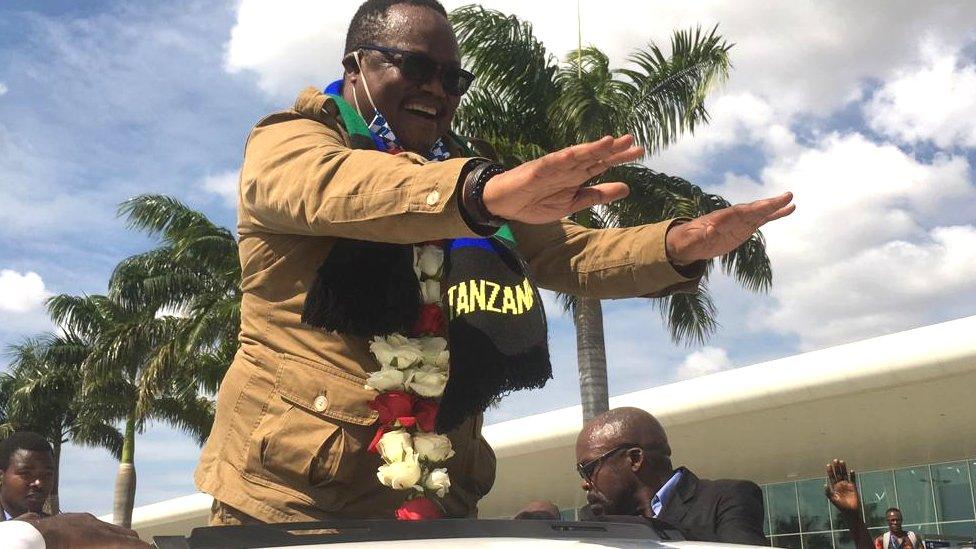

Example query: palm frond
[653,286,719,345]
[618,25,732,152]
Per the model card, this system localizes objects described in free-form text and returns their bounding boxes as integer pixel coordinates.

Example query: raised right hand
[482,135,643,224]
[825,459,861,515]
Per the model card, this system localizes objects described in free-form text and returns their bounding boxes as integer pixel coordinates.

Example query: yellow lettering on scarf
[516,278,534,312]
[485,282,502,313]
[470,280,486,311]
[447,278,535,318]
[501,286,517,314]
[456,280,470,315]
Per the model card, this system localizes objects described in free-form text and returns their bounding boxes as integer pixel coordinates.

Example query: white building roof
[117,315,976,537]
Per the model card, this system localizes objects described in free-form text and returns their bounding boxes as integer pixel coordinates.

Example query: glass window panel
[939,521,975,539]
[798,478,832,533]
[768,482,800,535]
[833,529,857,549]
[763,486,772,536]
[859,470,898,528]
[869,526,887,543]
[932,462,975,522]
[971,461,976,507]
[771,534,802,549]
[802,533,834,549]
[894,467,936,525]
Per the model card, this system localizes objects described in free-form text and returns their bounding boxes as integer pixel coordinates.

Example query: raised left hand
[665,192,795,265]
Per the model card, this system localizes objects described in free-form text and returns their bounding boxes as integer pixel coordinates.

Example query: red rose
[369,390,416,425]
[396,497,443,520]
[414,399,438,432]
[368,391,422,453]
[413,304,446,336]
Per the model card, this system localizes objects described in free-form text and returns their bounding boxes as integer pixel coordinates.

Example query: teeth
[405,103,438,116]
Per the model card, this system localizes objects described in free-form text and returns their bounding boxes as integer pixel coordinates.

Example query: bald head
[577,407,671,458]
[574,408,675,518]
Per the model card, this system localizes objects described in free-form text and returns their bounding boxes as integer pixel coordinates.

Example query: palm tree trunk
[44,439,62,515]
[575,297,609,422]
[113,414,137,528]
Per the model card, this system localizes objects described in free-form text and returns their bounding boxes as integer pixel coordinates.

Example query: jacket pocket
[247,353,379,500]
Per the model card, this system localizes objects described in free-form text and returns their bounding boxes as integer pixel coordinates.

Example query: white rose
[376,451,422,490]
[407,367,448,398]
[420,278,442,304]
[365,367,406,392]
[418,337,448,368]
[423,468,451,498]
[413,432,455,463]
[376,429,414,463]
[380,335,423,370]
[416,245,444,278]
[369,337,396,369]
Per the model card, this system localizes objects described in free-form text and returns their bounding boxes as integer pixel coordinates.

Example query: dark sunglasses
[357,45,475,96]
[576,443,639,482]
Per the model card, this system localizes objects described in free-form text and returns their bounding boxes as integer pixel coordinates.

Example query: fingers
[741,192,794,219]
[561,135,643,173]
[838,459,849,480]
[763,203,796,224]
[570,182,630,212]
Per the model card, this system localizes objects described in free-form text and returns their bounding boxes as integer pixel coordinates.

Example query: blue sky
[2,0,975,516]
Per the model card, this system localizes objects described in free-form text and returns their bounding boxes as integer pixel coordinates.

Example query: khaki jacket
[194,87,702,523]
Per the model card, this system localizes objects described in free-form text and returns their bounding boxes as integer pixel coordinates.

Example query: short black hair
[344,0,449,54]
[886,507,902,516]
[0,431,54,469]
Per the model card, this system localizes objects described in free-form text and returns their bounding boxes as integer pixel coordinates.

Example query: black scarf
[301,95,551,432]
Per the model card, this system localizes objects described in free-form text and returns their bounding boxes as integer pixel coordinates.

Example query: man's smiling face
[346,3,462,153]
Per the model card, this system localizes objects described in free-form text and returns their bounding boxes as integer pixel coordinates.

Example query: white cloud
[0,82,7,96]
[865,40,976,149]
[226,1,976,119]
[706,129,976,350]
[200,170,239,207]
[676,346,732,380]
[224,1,354,100]
[0,269,49,313]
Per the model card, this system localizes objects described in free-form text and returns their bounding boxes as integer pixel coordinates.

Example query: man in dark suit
[575,407,768,545]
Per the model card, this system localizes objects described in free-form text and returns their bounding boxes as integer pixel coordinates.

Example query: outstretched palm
[825,459,860,515]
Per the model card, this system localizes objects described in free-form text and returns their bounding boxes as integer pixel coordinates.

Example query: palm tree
[45,293,215,528]
[450,6,772,421]
[1,333,124,514]
[112,194,241,396]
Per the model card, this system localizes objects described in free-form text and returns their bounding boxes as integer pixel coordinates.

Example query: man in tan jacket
[195,0,795,524]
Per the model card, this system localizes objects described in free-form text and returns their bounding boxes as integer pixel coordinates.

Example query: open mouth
[403,102,440,120]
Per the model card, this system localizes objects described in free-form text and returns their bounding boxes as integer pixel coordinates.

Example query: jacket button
[425,190,440,206]
[313,394,328,412]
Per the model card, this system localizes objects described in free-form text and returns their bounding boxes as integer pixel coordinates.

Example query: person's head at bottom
[575,407,674,519]
[886,508,905,535]
[0,431,55,517]
[513,500,560,520]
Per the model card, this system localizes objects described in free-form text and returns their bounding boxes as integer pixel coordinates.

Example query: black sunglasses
[576,443,639,482]
[357,45,475,96]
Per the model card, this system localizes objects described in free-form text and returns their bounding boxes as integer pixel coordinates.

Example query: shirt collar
[651,469,684,517]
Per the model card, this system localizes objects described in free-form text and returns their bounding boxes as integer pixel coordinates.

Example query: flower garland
[365,242,451,520]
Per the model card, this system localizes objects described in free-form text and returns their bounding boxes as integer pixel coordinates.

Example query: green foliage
[452,5,768,345]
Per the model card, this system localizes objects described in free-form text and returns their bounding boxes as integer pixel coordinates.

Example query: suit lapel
[657,467,698,527]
